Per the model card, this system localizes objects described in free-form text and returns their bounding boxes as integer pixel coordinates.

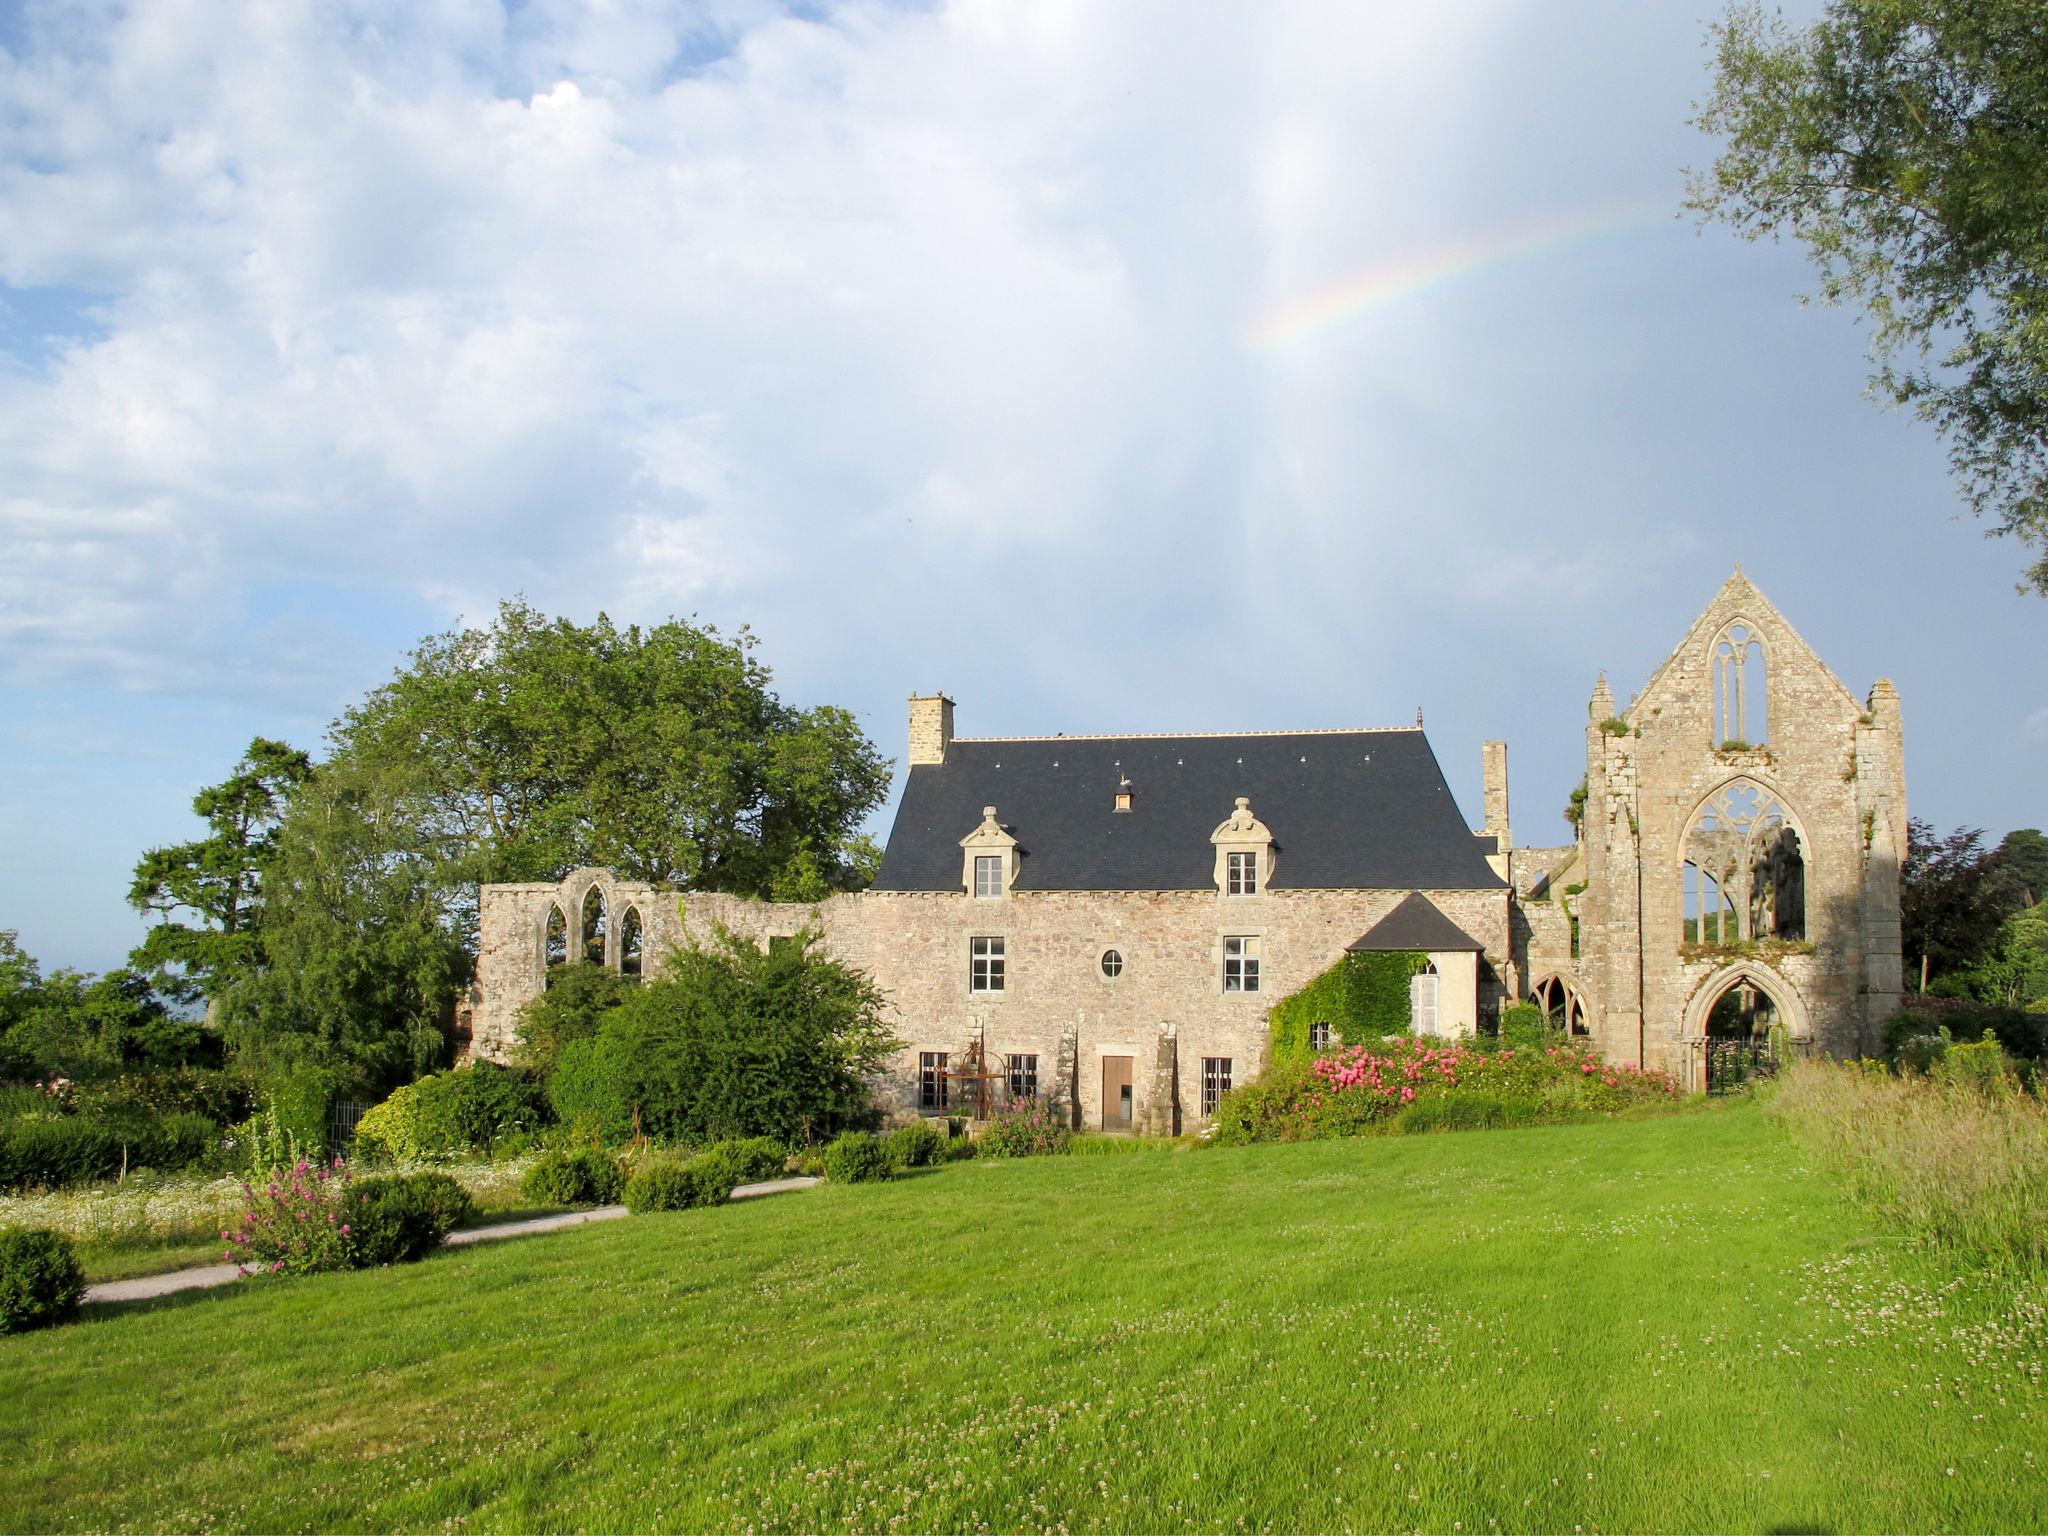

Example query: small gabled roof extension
[1345,891,1486,953]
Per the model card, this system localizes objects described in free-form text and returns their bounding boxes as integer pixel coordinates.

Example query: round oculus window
[1100,949,1124,978]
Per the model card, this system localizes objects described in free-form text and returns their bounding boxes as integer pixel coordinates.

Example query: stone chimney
[1482,740,1511,853]
[908,694,955,766]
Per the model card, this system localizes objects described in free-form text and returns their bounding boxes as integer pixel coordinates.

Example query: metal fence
[327,1099,370,1151]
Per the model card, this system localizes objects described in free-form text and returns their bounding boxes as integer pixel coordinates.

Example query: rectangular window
[1227,850,1258,896]
[1007,1053,1038,1100]
[971,935,1006,993]
[919,1051,948,1112]
[973,854,1003,898]
[1223,935,1260,993]
[1309,1020,1331,1051]
[1202,1057,1233,1116]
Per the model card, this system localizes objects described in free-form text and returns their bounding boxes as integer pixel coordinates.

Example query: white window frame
[1309,1020,1331,1051]
[1226,850,1258,896]
[1223,935,1260,993]
[973,854,1004,899]
[970,935,1006,993]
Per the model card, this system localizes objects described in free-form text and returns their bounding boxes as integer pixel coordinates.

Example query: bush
[1940,1037,2021,1096]
[70,1069,255,1129]
[821,1131,893,1184]
[1498,1002,1550,1051]
[976,1098,1072,1159]
[516,961,637,1076]
[345,1172,477,1266]
[1395,1089,1546,1135]
[885,1121,947,1169]
[355,1062,549,1162]
[521,1148,625,1207]
[262,1064,349,1162]
[0,1228,87,1334]
[624,1157,735,1213]
[546,930,896,1147]
[0,1115,121,1190]
[1211,1038,1684,1145]
[695,1136,788,1187]
[222,1159,356,1276]
[789,1149,828,1178]
[942,1136,977,1162]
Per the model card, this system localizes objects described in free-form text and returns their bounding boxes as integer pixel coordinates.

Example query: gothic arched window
[581,886,607,966]
[1683,779,1805,943]
[543,905,568,968]
[619,906,644,978]
[1712,622,1768,747]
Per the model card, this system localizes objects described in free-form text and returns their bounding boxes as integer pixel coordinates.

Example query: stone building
[467,571,1904,1120]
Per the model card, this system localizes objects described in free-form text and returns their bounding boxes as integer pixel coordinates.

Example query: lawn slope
[2,1104,2041,1533]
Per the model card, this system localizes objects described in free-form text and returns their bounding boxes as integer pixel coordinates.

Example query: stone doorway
[1101,1055,1133,1130]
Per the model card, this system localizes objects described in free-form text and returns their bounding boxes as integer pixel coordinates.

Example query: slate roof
[1346,891,1486,953]
[872,729,1507,893]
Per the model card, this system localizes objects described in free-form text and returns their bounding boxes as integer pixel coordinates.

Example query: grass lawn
[3,1102,2042,1533]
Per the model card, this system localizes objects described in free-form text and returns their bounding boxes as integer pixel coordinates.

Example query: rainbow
[1244,201,1672,350]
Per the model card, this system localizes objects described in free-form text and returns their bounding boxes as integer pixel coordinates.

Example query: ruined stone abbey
[468,572,1905,1130]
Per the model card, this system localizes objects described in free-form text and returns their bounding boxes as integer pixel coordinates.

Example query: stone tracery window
[581,886,607,965]
[1712,622,1768,747]
[544,905,568,968]
[1682,779,1805,943]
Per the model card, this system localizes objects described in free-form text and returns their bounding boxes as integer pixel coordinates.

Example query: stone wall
[473,869,1509,1130]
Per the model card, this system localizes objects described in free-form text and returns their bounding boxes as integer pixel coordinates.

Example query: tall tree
[1690,1,2048,591]
[127,737,313,1005]
[327,600,890,896]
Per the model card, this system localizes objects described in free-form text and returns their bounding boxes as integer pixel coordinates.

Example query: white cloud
[0,0,1542,702]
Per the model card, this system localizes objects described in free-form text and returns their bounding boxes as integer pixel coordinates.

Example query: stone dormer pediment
[959,806,1021,896]
[1210,795,1276,894]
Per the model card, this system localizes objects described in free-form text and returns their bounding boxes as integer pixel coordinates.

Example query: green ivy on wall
[1269,950,1429,1064]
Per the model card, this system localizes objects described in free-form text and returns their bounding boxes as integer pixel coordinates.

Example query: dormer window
[1209,796,1276,898]
[958,806,1020,897]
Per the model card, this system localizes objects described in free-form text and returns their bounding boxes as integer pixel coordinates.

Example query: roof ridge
[951,726,1423,743]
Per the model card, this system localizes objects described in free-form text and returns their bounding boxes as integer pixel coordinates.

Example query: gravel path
[84,1175,822,1305]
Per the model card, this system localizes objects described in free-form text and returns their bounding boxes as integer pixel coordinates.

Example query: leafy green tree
[220,769,468,1093]
[514,961,637,1076]
[0,965,205,1082]
[329,600,890,897]
[126,738,312,1007]
[1690,2,2048,591]
[546,928,896,1145]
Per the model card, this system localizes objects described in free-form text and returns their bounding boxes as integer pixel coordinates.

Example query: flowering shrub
[221,1160,356,1277]
[1210,1038,1683,1144]
[975,1097,1072,1158]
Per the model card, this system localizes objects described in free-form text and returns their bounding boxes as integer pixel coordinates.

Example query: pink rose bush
[1210,1037,1682,1144]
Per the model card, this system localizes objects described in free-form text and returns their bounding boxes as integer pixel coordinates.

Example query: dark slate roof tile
[872,729,1506,893]
[1346,891,1486,952]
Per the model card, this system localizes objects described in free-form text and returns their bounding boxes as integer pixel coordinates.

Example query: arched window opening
[544,905,568,969]
[581,886,607,966]
[1532,976,1589,1037]
[1410,960,1439,1035]
[1684,780,1805,943]
[1712,622,1768,747]
[619,907,644,978]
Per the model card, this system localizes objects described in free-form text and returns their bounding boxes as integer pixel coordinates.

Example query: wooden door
[1101,1055,1133,1128]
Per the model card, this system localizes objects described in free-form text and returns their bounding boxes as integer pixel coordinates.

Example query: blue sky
[1,0,2041,975]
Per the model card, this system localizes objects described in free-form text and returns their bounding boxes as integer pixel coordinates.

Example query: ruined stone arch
[618,905,644,977]
[540,904,569,971]
[579,883,608,965]
[1678,774,1809,943]
[1680,961,1812,1044]
[1530,970,1592,1037]
[1709,617,1770,747]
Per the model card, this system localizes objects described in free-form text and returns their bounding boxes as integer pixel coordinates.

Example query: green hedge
[355,1062,549,1161]
[1268,951,1428,1065]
